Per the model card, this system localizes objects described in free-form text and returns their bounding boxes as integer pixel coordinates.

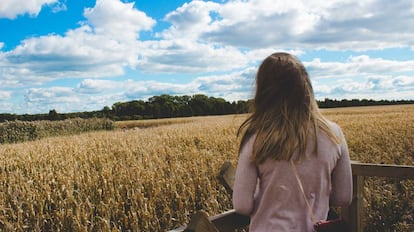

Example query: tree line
[0,94,413,122]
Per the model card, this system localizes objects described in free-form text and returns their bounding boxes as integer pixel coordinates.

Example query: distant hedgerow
[0,118,115,144]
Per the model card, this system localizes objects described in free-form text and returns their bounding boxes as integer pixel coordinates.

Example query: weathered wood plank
[351,161,414,178]
[217,161,235,195]
[184,210,219,232]
[341,175,365,232]
[168,210,249,232]
[210,209,250,232]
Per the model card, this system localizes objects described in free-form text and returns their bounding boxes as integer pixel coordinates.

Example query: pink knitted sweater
[233,122,352,232]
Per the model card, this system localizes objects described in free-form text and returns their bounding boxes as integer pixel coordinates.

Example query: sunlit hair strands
[238,52,340,164]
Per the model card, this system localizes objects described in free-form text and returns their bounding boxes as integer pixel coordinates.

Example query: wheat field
[0,105,413,231]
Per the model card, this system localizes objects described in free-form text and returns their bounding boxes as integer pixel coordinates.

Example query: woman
[233,52,352,231]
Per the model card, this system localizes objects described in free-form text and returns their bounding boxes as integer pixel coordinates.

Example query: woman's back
[233,122,352,231]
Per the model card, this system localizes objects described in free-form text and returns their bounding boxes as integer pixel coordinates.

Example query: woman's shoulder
[323,120,347,144]
[325,120,343,134]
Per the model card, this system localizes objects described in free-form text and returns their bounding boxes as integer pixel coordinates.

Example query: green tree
[48,109,59,121]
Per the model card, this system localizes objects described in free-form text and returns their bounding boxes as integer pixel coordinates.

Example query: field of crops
[0,105,413,231]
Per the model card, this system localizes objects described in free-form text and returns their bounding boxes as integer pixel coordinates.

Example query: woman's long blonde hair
[238,52,339,164]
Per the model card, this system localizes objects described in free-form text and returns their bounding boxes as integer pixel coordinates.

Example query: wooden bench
[170,161,414,232]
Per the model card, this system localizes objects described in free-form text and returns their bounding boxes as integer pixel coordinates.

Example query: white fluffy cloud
[23,86,122,113]
[76,79,121,94]
[136,39,250,73]
[0,0,60,19]
[314,76,414,100]
[202,0,320,48]
[26,87,79,104]
[305,56,414,80]
[84,0,155,41]
[123,67,256,101]
[304,55,414,99]
[0,90,12,99]
[160,1,221,40]
[159,0,414,50]
[1,0,155,87]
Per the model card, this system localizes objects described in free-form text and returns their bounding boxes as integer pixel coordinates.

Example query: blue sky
[0,0,413,114]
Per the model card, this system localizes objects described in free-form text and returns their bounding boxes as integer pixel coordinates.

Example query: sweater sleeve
[233,136,258,215]
[330,127,353,206]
